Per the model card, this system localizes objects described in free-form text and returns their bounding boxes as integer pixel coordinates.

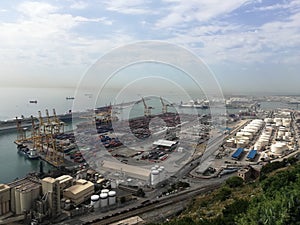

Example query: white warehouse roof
[153,139,177,147]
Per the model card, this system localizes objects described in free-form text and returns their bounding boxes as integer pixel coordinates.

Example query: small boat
[17,145,39,159]
[29,100,38,104]
[27,148,39,159]
[66,97,75,100]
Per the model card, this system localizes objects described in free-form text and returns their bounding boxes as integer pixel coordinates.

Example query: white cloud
[70,1,89,10]
[0,1,125,72]
[103,0,151,14]
[250,0,300,12]
[156,0,253,28]
[18,1,57,17]
[164,8,300,65]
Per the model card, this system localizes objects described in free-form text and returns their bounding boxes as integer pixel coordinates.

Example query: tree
[226,176,244,188]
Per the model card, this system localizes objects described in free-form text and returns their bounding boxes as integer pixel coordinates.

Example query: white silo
[151,170,160,186]
[254,142,262,151]
[278,131,284,138]
[282,118,291,127]
[110,180,117,189]
[279,126,286,131]
[236,140,246,148]
[108,191,116,205]
[90,195,100,209]
[264,118,273,123]
[100,193,108,207]
[101,189,109,194]
[65,199,71,210]
[271,142,287,154]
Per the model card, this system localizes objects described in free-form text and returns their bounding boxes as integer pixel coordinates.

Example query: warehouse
[63,179,94,206]
[153,139,178,150]
[102,160,151,182]
[246,149,257,161]
[231,148,244,160]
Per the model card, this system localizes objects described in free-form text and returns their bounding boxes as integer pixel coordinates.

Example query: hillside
[148,157,300,225]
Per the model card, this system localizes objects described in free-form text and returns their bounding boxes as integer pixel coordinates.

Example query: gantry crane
[15,116,27,143]
[142,97,153,117]
[45,134,64,167]
[160,97,170,114]
[52,108,64,134]
[30,115,43,151]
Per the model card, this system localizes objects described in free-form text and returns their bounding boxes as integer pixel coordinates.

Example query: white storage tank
[100,193,108,207]
[236,140,246,148]
[264,118,273,123]
[278,131,284,137]
[271,142,288,154]
[274,118,282,123]
[65,199,71,210]
[151,169,160,186]
[101,189,109,194]
[90,195,100,209]
[110,180,117,189]
[108,191,116,205]
[254,142,262,151]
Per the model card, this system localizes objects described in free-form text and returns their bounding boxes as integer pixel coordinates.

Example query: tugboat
[26,148,39,159]
[17,144,39,159]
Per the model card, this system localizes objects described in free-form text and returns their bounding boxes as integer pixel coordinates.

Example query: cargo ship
[179,100,209,109]
[0,111,81,132]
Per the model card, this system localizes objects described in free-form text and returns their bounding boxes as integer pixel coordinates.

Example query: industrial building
[246,149,257,161]
[8,177,41,215]
[102,160,151,182]
[63,179,94,206]
[0,184,10,216]
[42,177,61,217]
[153,139,177,150]
[55,175,73,192]
[231,148,244,160]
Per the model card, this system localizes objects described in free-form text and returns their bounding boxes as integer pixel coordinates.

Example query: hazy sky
[0,0,299,94]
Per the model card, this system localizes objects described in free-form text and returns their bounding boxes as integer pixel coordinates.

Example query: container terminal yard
[1,96,300,224]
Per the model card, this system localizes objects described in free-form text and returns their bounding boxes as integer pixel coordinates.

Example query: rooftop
[153,139,177,147]
[64,180,93,195]
[102,160,151,180]
[56,175,73,184]
[232,148,244,159]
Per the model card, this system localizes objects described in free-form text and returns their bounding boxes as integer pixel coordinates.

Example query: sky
[0,0,299,95]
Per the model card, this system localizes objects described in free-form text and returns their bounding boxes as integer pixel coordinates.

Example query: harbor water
[0,87,243,183]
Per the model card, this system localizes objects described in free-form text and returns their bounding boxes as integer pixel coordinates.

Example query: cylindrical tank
[271,142,287,154]
[108,191,116,205]
[61,198,66,209]
[151,170,160,185]
[110,180,117,189]
[278,131,284,137]
[100,193,108,207]
[101,189,110,194]
[65,199,71,210]
[264,118,273,123]
[254,142,262,151]
[15,189,21,215]
[90,195,100,209]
